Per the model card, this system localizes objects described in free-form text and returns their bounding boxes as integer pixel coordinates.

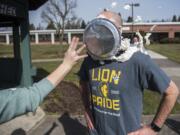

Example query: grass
[0,44,68,59]
[143,90,180,114]
[146,44,180,63]
[1,43,180,114]
[0,45,14,58]
[33,61,82,85]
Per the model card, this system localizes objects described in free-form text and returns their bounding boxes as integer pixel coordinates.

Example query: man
[79,10,179,135]
[0,37,87,124]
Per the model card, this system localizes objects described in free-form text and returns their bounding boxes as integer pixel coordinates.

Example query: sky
[29,0,180,27]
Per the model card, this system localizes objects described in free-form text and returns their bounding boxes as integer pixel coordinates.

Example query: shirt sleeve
[0,78,54,124]
[140,55,171,94]
[78,57,89,82]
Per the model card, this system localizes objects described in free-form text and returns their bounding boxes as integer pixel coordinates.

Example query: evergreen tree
[172,15,177,22]
[178,16,180,22]
[81,20,86,29]
[29,23,36,30]
[127,16,133,22]
[65,20,71,29]
[46,21,56,29]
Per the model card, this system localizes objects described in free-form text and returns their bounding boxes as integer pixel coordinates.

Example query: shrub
[160,37,180,44]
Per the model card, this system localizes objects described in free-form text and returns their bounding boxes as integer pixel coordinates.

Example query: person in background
[132,31,148,55]
[0,37,87,124]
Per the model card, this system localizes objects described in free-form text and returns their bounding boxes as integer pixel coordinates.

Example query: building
[0,22,180,45]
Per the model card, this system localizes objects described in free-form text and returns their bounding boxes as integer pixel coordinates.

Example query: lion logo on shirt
[99,83,109,98]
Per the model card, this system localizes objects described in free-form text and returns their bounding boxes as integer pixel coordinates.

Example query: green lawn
[33,61,82,85]
[143,90,180,114]
[0,44,68,59]
[146,44,180,63]
[1,43,180,114]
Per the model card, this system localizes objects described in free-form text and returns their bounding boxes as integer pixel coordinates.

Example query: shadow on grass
[165,118,180,134]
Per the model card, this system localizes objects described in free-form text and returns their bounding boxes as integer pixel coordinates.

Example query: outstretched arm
[0,37,87,124]
[144,33,152,45]
[136,31,143,45]
[47,37,87,86]
[128,81,179,135]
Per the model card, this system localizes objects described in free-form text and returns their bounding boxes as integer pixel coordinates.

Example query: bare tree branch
[41,0,77,44]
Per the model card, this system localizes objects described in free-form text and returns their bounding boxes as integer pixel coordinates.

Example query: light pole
[125,3,140,34]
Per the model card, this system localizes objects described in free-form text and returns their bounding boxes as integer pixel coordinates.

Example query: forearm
[46,62,72,87]
[0,79,54,124]
[136,31,143,44]
[152,81,179,127]
[128,82,179,135]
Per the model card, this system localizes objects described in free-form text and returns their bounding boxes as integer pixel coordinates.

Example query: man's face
[133,37,139,43]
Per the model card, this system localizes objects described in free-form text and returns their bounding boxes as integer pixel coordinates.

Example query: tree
[127,16,133,22]
[178,16,180,22]
[46,21,56,29]
[81,20,86,29]
[172,15,177,22]
[36,23,44,30]
[65,16,84,29]
[65,20,72,29]
[161,19,165,22]
[29,23,36,30]
[41,0,77,44]
[75,18,82,29]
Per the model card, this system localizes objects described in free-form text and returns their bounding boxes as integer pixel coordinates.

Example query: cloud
[124,4,131,10]
[111,2,118,8]
[98,7,102,11]
[135,15,142,22]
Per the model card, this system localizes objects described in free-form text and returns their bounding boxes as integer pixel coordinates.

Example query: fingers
[69,37,79,51]
[72,37,79,50]
[77,44,86,54]
[77,54,88,60]
[68,37,75,50]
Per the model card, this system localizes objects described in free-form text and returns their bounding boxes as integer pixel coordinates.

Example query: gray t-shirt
[79,52,170,135]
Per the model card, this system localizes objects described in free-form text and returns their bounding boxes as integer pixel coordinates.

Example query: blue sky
[29,0,180,27]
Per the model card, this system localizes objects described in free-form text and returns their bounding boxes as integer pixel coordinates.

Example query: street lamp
[125,3,140,34]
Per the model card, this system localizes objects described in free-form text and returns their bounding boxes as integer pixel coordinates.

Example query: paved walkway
[32,58,62,63]
[26,114,180,135]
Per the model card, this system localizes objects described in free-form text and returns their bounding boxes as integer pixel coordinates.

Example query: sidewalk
[27,114,180,135]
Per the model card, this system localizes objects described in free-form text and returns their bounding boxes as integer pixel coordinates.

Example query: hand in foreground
[63,37,88,68]
[128,125,158,135]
